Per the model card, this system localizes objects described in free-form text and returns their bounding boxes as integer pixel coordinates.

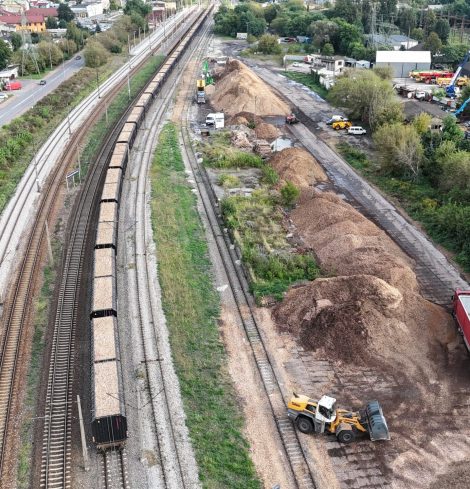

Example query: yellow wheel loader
[332,120,352,130]
[287,394,390,444]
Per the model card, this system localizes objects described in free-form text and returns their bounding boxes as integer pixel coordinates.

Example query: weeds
[283,72,329,99]
[221,189,319,303]
[150,123,260,488]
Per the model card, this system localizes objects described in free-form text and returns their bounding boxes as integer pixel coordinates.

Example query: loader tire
[337,429,355,444]
[296,416,313,434]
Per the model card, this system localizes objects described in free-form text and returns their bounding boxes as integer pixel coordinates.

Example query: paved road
[238,59,469,303]
[0,56,84,127]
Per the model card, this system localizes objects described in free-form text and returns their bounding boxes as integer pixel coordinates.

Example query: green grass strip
[150,123,261,489]
[283,71,328,99]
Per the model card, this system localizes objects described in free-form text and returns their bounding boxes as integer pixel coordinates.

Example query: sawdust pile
[211,60,290,116]
[293,191,417,291]
[268,148,328,189]
[273,190,455,372]
[228,111,264,126]
[255,122,281,140]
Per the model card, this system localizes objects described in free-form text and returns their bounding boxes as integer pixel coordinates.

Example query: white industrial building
[375,51,431,78]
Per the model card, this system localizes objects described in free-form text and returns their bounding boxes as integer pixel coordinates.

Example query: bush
[258,34,282,54]
[280,180,300,207]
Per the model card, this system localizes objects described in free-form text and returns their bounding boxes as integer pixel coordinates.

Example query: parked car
[0,93,8,100]
[39,80,46,85]
[327,115,348,125]
[348,126,367,135]
[292,62,301,67]
[75,55,81,60]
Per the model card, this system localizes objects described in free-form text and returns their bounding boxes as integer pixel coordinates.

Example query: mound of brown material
[268,148,328,189]
[274,275,405,364]
[291,191,417,292]
[211,60,290,116]
[228,112,263,126]
[255,122,281,140]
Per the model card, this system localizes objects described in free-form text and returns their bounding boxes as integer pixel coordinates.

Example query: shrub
[280,180,300,207]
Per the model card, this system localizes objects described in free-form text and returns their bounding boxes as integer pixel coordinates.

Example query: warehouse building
[375,51,431,78]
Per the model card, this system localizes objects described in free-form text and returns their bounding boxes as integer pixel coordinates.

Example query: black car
[39,80,46,85]
[75,55,81,60]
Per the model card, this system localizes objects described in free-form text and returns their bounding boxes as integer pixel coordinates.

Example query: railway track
[177,24,318,489]
[0,12,200,488]
[102,449,129,489]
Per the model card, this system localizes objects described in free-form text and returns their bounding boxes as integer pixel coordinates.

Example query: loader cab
[315,396,337,424]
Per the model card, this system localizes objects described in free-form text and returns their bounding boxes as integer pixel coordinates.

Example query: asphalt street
[0,55,84,127]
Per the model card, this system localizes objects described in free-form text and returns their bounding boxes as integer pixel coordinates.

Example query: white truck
[206,112,224,129]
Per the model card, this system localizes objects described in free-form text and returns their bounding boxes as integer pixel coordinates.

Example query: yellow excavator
[287,393,390,444]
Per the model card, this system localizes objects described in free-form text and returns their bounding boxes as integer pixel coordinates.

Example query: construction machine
[332,120,352,130]
[286,114,299,124]
[287,393,390,444]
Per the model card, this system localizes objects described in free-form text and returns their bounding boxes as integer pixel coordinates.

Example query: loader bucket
[365,400,390,441]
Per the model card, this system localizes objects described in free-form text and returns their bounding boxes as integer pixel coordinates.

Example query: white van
[206,113,225,129]
[348,126,367,135]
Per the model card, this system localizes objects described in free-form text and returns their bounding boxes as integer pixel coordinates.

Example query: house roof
[376,51,431,64]
[27,7,58,17]
[0,12,49,24]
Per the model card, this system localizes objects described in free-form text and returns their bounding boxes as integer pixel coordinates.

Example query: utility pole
[45,220,53,264]
[77,395,89,472]
[127,34,131,101]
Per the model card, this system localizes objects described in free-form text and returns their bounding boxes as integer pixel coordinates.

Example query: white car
[0,93,8,100]
[348,126,367,135]
[292,62,301,67]
[327,115,348,125]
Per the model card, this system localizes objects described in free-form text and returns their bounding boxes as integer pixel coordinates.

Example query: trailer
[453,289,470,351]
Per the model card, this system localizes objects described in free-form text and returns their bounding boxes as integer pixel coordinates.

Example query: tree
[37,41,63,68]
[438,149,470,193]
[84,41,107,68]
[424,32,442,55]
[124,0,151,17]
[308,20,338,48]
[442,43,469,66]
[332,0,360,24]
[423,9,436,35]
[411,27,424,41]
[58,3,75,22]
[322,42,334,56]
[257,34,281,54]
[264,4,278,24]
[434,19,450,43]
[328,69,403,129]
[398,8,417,35]
[442,115,464,144]
[373,123,424,179]
[0,39,11,70]
[331,19,363,56]
[412,112,432,135]
[45,16,58,29]
[10,32,22,51]
[66,22,83,48]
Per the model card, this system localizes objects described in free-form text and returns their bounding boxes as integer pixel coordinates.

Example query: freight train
[90,7,211,449]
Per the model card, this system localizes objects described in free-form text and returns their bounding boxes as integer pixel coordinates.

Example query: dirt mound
[255,122,281,140]
[211,60,290,116]
[274,275,406,364]
[228,111,264,126]
[291,191,417,291]
[268,148,328,189]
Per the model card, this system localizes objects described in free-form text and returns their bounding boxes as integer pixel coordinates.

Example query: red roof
[27,8,58,17]
[0,13,46,24]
